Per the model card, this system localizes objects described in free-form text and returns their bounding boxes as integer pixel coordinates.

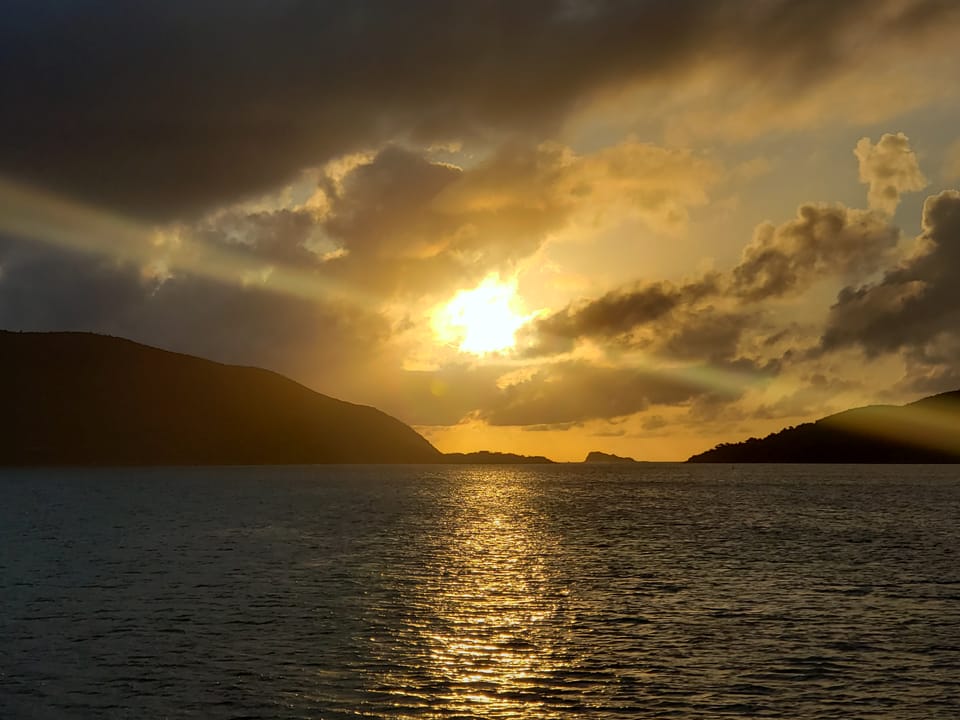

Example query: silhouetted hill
[441,451,554,464]
[583,451,638,463]
[688,390,960,463]
[0,331,441,465]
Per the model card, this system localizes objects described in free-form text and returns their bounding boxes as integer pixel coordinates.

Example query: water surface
[1,464,958,718]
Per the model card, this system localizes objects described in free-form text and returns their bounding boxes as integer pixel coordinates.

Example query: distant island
[583,451,639,463]
[688,390,960,463]
[442,450,554,464]
[0,331,554,466]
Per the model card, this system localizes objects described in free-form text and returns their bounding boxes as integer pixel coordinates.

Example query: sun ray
[0,174,367,306]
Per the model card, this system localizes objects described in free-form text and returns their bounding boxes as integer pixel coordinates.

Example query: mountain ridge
[0,330,444,465]
[687,390,960,463]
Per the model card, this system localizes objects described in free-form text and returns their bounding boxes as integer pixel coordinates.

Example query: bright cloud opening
[434,275,531,355]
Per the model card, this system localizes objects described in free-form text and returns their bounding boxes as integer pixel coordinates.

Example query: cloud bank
[2,0,958,219]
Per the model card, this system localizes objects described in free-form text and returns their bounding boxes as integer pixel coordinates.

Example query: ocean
[1,464,958,718]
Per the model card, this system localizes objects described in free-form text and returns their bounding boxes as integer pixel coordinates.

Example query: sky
[3,0,960,460]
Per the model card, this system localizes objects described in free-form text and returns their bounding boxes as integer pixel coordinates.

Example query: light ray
[0,174,367,306]
[827,399,960,456]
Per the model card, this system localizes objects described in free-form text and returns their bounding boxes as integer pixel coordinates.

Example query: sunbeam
[0,175,365,306]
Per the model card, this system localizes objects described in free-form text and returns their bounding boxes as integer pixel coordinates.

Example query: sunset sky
[3,0,960,460]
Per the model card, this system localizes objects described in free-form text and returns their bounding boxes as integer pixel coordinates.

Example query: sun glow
[435,275,530,355]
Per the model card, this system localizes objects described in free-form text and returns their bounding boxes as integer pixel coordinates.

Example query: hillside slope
[0,331,441,465]
[688,391,960,463]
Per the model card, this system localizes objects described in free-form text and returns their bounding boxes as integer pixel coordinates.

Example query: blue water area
[1,463,959,718]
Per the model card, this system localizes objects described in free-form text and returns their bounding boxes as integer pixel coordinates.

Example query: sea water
[1,464,958,718]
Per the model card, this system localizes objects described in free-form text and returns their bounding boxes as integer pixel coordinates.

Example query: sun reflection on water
[370,471,576,718]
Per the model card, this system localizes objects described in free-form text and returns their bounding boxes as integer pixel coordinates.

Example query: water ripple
[1,463,959,718]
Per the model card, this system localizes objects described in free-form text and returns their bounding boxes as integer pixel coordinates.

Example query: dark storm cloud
[2,0,956,220]
[821,190,960,356]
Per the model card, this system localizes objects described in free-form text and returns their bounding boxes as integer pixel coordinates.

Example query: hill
[441,450,554,464]
[0,331,442,465]
[688,390,960,463]
[583,451,638,463]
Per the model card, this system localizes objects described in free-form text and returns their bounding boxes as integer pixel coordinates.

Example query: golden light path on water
[422,483,562,715]
[363,471,579,718]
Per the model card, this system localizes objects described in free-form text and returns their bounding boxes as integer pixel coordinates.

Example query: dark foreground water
[1,464,959,719]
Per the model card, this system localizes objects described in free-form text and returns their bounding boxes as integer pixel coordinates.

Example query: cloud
[194,208,334,267]
[752,372,860,421]
[658,3,960,143]
[2,1,958,219]
[523,201,900,356]
[657,307,759,363]
[478,361,724,426]
[192,140,718,300]
[477,354,777,426]
[821,190,960,356]
[521,276,718,352]
[854,132,927,214]
[641,415,669,432]
[320,146,463,260]
[0,236,148,332]
[895,336,960,396]
[531,296,760,367]
[730,204,899,301]
[516,132,922,395]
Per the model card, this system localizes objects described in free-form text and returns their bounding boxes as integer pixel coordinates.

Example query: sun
[434,275,530,355]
